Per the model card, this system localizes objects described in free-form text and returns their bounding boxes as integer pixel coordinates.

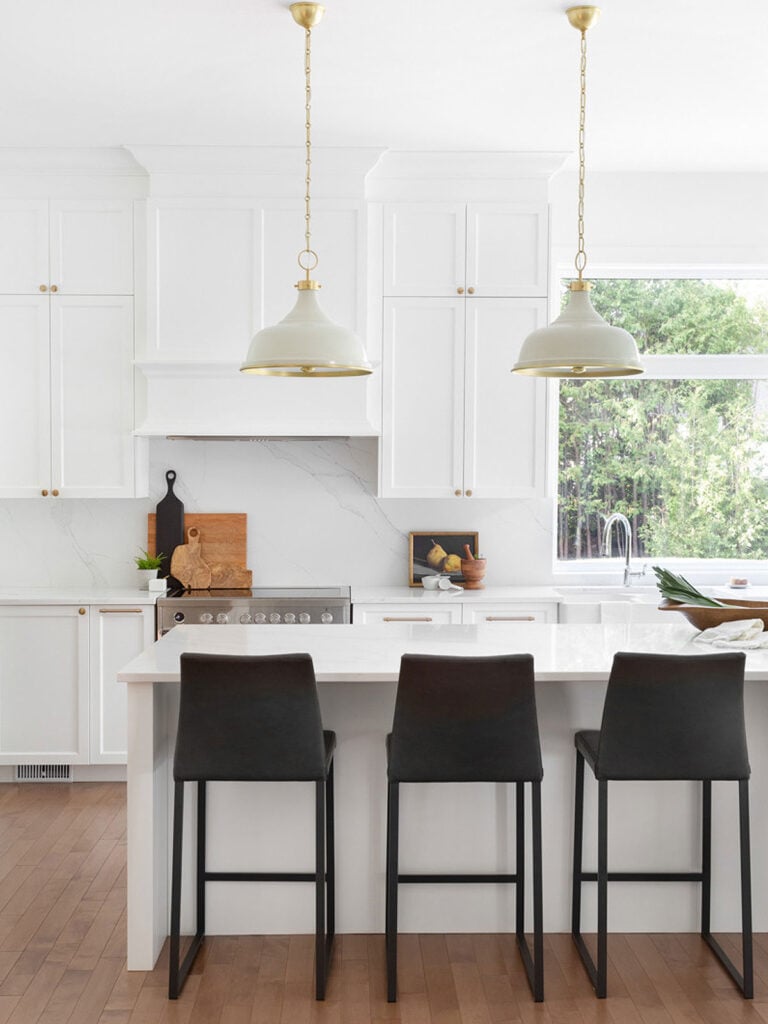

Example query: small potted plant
[134,548,164,589]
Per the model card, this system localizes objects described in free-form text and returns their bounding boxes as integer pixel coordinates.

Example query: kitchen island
[118,621,768,970]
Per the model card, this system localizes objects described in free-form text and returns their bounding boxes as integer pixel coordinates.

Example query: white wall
[2,170,767,591]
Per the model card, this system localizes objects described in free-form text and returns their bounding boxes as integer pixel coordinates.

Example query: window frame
[550,264,768,585]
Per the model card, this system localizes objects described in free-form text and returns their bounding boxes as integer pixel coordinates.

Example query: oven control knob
[239,613,253,624]
[174,612,185,623]
[254,612,267,624]
[321,611,334,624]
[269,612,281,624]
[216,612,229,624]
[200,612,214,624]
[299,612,311,624]
[284,612,296,623]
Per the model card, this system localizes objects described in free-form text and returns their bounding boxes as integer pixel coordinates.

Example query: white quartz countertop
[351,586,561,603]
[116,621,768,684]
[0,587,160,605]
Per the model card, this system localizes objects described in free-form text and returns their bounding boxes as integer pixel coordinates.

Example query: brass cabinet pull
[51,489,59,496]
[50,285,58,293]
[467,287,475,294]
[465,489,473,497]
[485,615,536,622]
[41,489,48,496]
[39,284,47,292]
[78,608,86,615]
[383,616,433,622]
[454,489,462,496]
[99,608,143,614]
[456,286,464,295]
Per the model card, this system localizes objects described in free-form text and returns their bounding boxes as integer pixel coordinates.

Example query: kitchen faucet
[602,512,645,587]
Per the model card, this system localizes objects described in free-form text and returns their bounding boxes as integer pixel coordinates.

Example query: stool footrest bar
[399,873,517,884]
[205,871,320,882]
[702,932,753,998]
[579,871,703,883]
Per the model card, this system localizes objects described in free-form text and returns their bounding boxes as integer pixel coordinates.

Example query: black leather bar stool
[572,651,752,999]
[168,652,336,1001]
[386,653,544,1003]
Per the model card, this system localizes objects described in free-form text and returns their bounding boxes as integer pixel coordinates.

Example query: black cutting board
[155,470,184,579]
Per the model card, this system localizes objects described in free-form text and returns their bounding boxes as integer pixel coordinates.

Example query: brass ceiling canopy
[512,5,642,378]
[240,2,372,378]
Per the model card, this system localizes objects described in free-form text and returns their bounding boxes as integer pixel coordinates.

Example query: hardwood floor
[0,781,764,1023]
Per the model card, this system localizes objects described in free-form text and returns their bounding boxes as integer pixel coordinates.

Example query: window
[557,278,768,562]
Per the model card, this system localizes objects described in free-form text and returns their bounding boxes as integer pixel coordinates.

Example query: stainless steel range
[156,586,351,638]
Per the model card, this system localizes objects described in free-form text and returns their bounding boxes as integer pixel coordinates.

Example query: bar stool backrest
[174,652,327,782]
[388,653,543,783]
[596,651,749,781]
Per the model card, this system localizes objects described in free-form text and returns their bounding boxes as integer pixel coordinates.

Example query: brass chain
[300,24,314,279]
[575,27,588,280]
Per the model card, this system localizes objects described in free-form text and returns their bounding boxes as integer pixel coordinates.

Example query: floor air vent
[15,764,71,783]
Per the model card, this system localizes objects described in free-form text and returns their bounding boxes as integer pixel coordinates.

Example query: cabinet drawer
[462,604,557,625]
[354,604,462,625]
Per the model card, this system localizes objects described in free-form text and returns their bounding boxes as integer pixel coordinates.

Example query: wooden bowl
[460,558,487,591]
[658,597,768,631]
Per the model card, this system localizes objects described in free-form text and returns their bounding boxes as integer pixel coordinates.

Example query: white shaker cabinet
[89,605,154,764]
[0,199,133,296]
[380,296,547,499]
[0,606,90,764]
[353,603,463,625]
[382,202,548,298]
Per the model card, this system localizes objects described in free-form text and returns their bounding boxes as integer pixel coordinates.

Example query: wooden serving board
[148,513,247,571]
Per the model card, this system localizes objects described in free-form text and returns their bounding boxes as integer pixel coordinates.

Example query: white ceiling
[2,0,767,172]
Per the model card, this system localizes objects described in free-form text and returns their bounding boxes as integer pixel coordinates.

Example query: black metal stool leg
[515,781,525,941]
[326,759,336,947]
[385,781,399,1003]
[596,779,608,999]
[315,779,327,1000]
[571,751,585,939]
[531,780,544,1002]
[197,781,206,938]
[169,779,184,999]
[739,779,754,998]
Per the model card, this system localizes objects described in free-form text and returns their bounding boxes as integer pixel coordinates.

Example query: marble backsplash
[0,439,554,589]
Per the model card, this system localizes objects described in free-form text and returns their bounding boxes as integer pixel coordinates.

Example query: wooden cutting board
[148,513,247,571]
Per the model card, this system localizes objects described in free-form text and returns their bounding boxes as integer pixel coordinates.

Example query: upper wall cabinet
[382,202,548,298]
[0,199,133,296]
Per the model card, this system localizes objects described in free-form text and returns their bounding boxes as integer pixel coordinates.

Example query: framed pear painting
[408,531,479,587]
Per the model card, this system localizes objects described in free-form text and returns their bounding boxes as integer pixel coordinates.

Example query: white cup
[422,575,440,590]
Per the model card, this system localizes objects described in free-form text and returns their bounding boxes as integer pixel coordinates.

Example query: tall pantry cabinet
[378,196,550,499]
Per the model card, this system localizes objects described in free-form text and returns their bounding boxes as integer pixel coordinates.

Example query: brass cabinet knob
[465,489,473,497]
[467,287,475,295]
[456,287,464,295]
[454,489,462,496]
[50,285,58,293]
[39,284,47,292]
[41,489,48,496]
[78,608,86,615]
[52,489,59,496]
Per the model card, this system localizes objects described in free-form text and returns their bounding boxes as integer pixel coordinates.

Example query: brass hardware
[383,616,433,622]
[486,615,536,622]
[566,5,600,32]
[467,287,475,295]
[570,280,593,291]
[465,489,473,497]
[78,608,86,615]
[454,489,462,496]
[290,2,325,29]
[41,489,48,496]
[99,608,143,614]
[51,489,59,496]
[39,284,47,292]
[568,7,599,282]
[50,285,58,293]
[457,287,464,295]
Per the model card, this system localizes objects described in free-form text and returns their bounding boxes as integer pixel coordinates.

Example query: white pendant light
[241,3,372,378]
[512,6,642,379]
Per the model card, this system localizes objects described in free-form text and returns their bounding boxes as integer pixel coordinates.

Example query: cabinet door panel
[466,203,548,297]
[354,604,463,625]
[90,606,153,763]
[464,299,547,498]
[0,606,89,763]
[462,604,557,625]
[0,200,49,295]
[146,200,260,361]
[50,200,133,295]
[381,298,465,498]
[383,204,465,296]
[50,297,135,497]
[0,297,51,497]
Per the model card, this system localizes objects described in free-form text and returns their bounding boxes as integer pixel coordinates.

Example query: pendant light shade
[240,2,372,379]
[512,6,642,379]
[513,283,642,378]
[241,283,372,377]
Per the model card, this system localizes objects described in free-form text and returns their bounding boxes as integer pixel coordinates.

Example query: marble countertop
[116,620,768,684]
[0,587,160,605]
